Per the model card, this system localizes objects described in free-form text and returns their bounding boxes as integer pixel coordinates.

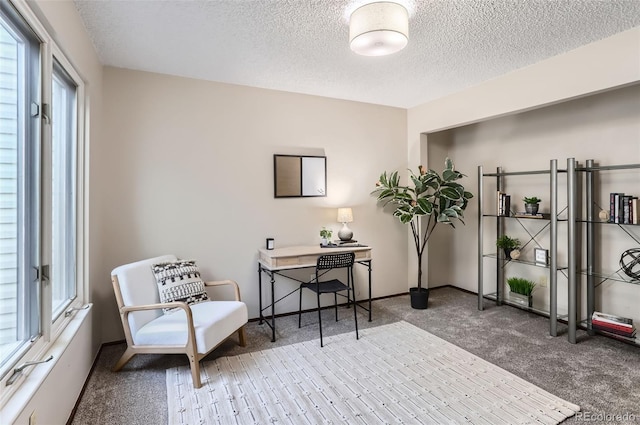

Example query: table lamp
[337,208,354,241]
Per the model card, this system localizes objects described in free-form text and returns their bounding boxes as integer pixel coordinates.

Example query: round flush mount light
[349,2,409,56]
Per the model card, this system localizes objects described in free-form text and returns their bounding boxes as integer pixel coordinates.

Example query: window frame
[0,0,88,401]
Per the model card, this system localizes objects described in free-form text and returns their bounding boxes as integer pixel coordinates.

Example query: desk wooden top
[258,244,372,271]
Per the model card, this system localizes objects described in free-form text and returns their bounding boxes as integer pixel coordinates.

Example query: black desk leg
[368,260,372,322]
[270,274,276,342]
[258,264,263,325]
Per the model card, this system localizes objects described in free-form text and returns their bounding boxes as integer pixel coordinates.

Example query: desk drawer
[355,250,371,260]
[275,256,300,267]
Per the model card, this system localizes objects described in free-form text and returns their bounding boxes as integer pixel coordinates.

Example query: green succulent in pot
[523,196,541,215]
[371,158,473,308]
[523,196,541,204]
[496,235,520,260]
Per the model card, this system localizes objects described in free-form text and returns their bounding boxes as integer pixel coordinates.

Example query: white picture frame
[534,248,548,266]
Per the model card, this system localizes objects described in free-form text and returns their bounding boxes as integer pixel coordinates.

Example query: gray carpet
[70,287,640,425]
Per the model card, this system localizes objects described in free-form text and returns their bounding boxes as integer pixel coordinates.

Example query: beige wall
[408,28,640,324]
[428,86,640,323]
[100,68,409,342]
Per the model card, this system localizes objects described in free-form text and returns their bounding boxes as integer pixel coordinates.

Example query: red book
[592,323,636,338]
[592,318,634,333]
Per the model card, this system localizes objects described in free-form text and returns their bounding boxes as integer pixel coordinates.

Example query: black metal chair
[298,252,359,347]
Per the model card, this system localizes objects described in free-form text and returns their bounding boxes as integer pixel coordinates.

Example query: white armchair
[111,255,248,388]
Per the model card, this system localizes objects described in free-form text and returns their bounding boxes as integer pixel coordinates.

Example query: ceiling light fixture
[349,2,409,56]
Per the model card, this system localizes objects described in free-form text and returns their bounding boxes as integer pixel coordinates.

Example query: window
[51,60,78,319]
[0,0,85,385]
[0,2,41,374]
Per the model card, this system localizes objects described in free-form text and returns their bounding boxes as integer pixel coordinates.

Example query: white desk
[257,244,373,342]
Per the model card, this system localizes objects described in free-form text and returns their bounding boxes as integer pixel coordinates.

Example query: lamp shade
[349,2,408,56]
[337,208,353,223]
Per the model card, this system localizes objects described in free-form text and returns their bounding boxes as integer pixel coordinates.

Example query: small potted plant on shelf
[506,276,536,308]
[319,227,332,246]
[523,196,541,215]
[496,235,520,260]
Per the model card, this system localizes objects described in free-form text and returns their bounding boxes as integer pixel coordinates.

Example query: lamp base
[338,223,353,241]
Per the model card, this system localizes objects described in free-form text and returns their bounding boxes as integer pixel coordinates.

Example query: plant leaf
[440,187,461,200]
[416,197,433,215]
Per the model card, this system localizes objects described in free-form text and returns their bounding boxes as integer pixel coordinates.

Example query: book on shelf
[609,192,638,224]
[610,193,617,223]
[592,323,636,338]
[623,195,631,224]
[496,191,510,216]
[592,311,634,327]
[512,212,550,219]
[591,318,634,333]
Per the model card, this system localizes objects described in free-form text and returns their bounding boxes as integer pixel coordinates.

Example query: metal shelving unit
[573,160,640,347]
[478,159,574,340]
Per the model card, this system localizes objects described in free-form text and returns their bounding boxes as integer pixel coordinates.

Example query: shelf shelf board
[576,219,640,226]
[575,163,640,172]
[483,169,567,177]
[579,270,640,285]
[484,292,569,317]
[482,254,568,270]
[483,214,568,221]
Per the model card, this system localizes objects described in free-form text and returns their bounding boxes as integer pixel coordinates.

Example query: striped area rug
[166,321,579,424]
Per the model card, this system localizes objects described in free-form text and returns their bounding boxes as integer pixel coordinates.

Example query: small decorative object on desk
[336,239,357,245]
[319,227,333,246]
[337,207,354,241]
[266,238,274,250]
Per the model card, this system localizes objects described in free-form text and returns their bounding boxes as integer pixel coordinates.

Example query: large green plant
[371,158,473,290]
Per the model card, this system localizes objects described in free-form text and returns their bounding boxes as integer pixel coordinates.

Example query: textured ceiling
[73,0,640,108]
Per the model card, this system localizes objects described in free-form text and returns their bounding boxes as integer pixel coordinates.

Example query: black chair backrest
[317,252,355,270]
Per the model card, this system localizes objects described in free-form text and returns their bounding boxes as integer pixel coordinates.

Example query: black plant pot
[409,287,429,309]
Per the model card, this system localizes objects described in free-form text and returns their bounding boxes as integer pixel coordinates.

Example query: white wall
[100,68,409,342]
[408,27,640,324]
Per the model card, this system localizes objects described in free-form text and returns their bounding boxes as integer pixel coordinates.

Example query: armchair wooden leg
[189,355,202,389]
[112,347,136,372]
[238,326,247,347]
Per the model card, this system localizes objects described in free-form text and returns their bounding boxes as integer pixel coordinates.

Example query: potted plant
[506,277,536,307]
[371,158,473,309]
[495,235,520,260]
[523,196,541,215]
[319,227,332,246]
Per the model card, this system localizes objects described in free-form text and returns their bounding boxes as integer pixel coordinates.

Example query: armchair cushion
[133,300,248,353]
[152,259,209,313]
